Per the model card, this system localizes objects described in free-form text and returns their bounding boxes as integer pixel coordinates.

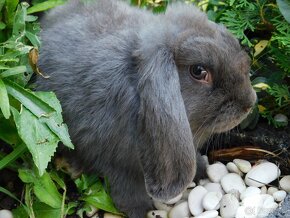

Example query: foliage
[0,0,119,217]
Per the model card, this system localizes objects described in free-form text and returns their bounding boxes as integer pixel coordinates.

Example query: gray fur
[36,0,256,217]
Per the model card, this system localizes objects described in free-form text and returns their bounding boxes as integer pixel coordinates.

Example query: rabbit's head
[134,3,256,199]
[136,4,256,146]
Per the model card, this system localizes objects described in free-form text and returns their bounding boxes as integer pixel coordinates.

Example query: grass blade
[0,78,11,119]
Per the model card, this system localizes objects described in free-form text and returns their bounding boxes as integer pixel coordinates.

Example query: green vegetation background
[0,0,289,217]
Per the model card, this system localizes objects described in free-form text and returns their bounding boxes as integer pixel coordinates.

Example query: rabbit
[35,0,257,217]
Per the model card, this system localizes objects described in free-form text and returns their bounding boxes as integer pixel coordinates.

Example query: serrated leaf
[0,78,10,118]
[277,0,290,23]
[4,79,55,117]
[35,92,74,149]
[12,107,59,175]
[4,80,73,149]
[19,169,63,208]
[27,0,66,14]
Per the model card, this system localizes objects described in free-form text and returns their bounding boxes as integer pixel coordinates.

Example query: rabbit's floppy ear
[135,23,196,200]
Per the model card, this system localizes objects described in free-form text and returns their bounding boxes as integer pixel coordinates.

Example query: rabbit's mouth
[212,111,251,134]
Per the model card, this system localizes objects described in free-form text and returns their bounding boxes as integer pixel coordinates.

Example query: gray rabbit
[35,0,257,217]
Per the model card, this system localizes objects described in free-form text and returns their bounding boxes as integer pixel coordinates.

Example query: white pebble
[240,186,261,200]
[181,189,191,201]
[235,206,246,218]
[260,195,279,217]
[260,186,267,194]
[194,210,218,218]
[242,194,275,217]
[153,201,172,212]
[188,186,207,216]
[245,162,280,187]
[104,213,123,218]
[86,206,98,217]
[0,210,13,218]
[203,182,224,195]
[272,190,287,202]
[206,162,228,183]
[202,155,209,166]
[147,210,167,218]
[202,191,222,210]
[279,175,290,192]
[168,201,190,218]
[221,173,246,194]
[228,189,240,201]
[258,202,279,217]
[267,187,278,195]
[226,162,243,176]
[198,179,211,186]
[165,193,183,204]
[220,194,239,218]
[233,159,252,173]
[274,113,288,126]
[187,181,196,188]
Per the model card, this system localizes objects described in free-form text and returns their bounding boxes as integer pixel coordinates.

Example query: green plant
[0,1,120,217]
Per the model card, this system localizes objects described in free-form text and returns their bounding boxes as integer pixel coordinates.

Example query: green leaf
[25,15,38,22]
[0,116,22,145]
[27,0,66,14]
[81,177,121,215]
[12,3,28,36]
[0,21,6,30]
[4,79,55,118]
[1,66,27,78]
[0,0,5,12]
[35,92,74,149]
[0,186,29,215]
[5,0,19,27]
[4,80,73,149]
[12,206,29,218]
[19,169,63,208]
[0,78,10,118]
[0,143,26,170]
[277,0,290,23]
[33,202,62,218]
[24,184,35,218]
[25,31,41,47]
[12,107,59,175]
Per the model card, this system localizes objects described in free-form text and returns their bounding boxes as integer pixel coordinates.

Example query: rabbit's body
[36,0,256,217]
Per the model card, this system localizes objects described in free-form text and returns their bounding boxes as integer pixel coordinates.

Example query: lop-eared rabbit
[36,0,256,217]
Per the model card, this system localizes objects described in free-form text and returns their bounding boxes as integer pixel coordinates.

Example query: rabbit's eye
[189,65,209,82]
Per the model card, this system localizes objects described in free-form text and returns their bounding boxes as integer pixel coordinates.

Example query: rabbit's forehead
[174,30,250,75]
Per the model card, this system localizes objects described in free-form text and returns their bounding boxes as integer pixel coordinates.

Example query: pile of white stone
[148,157,290,218]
